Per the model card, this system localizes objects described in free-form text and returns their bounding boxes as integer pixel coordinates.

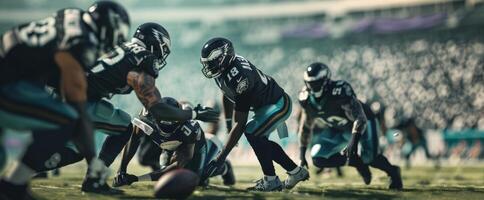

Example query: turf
[30,163,484,200]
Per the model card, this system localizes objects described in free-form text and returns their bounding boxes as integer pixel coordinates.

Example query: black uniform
[215,55,284,112]
[299,80,375,132]
[0,8,98,84]
[138,110,211,175]
[86,41,158,100]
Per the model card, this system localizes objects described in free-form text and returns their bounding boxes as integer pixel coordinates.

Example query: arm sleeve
[339,82,367,134]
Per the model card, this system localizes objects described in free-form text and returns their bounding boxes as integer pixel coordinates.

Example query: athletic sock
[288,166,301,175]
[3,161,35,185]
[264,175,277,181]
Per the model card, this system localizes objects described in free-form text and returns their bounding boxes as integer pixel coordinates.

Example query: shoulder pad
[58,9,95,49]
[330,80,355,97]
[124,43,158,78]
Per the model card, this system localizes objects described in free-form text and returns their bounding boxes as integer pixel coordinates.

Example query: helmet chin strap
[313,90,323,98]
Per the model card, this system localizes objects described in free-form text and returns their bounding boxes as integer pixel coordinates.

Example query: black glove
[193,104,220,123]
[201,158,225,182]
[112,172,138,187]
[300,146,308,169]
[345,133,361,164]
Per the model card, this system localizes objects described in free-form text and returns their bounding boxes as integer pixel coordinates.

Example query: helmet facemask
[151,29,171,71]
[304,68,331,98]
[200,44,230,78]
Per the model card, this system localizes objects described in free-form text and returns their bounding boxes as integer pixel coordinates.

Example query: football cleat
[0,180,37,200]
[247,176,283,192]
[388,166,403,190]
[355,163,372,185]
[284,166,310,189]
[81,158,123,194]
[221,161,236,186]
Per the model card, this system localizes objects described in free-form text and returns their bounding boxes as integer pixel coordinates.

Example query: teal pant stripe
[253,94,291,136]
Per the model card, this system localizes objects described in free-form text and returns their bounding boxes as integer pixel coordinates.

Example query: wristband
[225,118,232,129]
[192,109,197,120]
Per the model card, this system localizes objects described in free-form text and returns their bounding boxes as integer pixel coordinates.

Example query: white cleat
[247,176,283,192]
[284,166,310,189]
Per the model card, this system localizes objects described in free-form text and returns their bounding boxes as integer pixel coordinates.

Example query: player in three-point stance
[200,37,309,191]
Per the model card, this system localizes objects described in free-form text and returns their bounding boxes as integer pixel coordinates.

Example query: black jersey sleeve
[56,9,99,68]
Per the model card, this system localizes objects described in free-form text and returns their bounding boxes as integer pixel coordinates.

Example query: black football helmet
[87,1,130,53]
[157,97,182,135]
[200,37,235,78]
[304,62,332,98]
[132,22,171,71]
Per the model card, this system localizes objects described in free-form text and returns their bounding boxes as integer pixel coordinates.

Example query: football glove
[112,172,138,187]
[193,104,219,122]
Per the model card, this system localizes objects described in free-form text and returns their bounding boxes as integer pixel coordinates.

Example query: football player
[199,37,309,191]
[295,107,344,177]
[298,62,403,189]
[0,1,129,198]
[393,118,440,169]
[17,22,219,193]
[111,97,235,187]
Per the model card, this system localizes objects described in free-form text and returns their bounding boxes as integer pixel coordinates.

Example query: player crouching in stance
[298,62,403,190]
[112,97,236,187]
[0,1,129,198]
[199,37,309,191]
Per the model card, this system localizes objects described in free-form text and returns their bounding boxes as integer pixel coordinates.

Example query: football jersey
[86,41,158,100]
[214,55,284,111]
[139,110,206,153]
[0,8,98,84]
[299,80,375,132]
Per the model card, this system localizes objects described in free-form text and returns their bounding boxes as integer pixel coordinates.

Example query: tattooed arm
[342,96,367,161]
[342,96,367,134]
[127,70,193,121]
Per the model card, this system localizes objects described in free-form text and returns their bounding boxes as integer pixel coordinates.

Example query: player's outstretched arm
[342,96,368,161]
[127,71,219,122]
[218,110,248,161]
[298,111,312,168]
[117,125,143,173]
[54,51,96,164]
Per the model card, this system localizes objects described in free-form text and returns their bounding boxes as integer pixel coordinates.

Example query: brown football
[154,168,200,199]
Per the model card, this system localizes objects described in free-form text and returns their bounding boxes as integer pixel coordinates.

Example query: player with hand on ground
[9,22,219,194]
[0,1,129,198]
[111,97,235,187]
[199,37,309,191]
[298,62,403,190]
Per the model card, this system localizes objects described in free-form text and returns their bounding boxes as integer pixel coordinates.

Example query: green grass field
[30,163,484,200]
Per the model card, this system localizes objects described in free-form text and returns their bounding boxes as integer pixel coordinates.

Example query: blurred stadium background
[1,0,483,166]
